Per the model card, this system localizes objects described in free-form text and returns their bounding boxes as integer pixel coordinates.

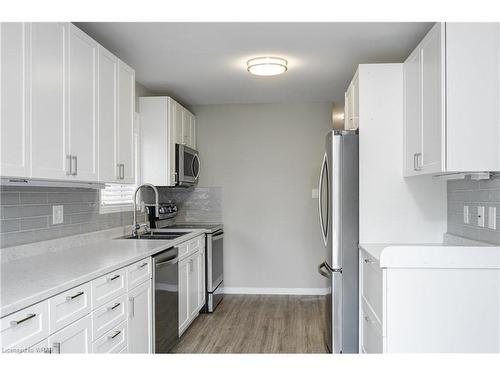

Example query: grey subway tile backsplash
[447,174,500,245]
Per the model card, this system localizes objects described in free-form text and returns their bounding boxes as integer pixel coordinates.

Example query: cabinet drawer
[0,300,49,350]
[360,251,383,320]
[92,320,127,353]
[361,300,383,353]
[91,268,127,309]
[91,294,127,341]
[188,236,201,252]
[127,257,151,291]
[49,282,91,333]
[177,242,189,260]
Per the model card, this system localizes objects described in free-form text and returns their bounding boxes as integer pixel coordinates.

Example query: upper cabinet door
[188,112,196,149]
[30,22,70,180]
[173,101,184,145]
[117,60,135,184]
[0,23,30,178]
[403,47,422,176]
[419,23,444,173]
[98,46,119,183]
[68,24,98,181]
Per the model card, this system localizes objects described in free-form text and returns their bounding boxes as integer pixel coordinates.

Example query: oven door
[176,144,200,186]
[207,230,223,292]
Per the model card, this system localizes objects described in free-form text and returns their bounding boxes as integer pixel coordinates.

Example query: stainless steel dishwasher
[152,247,179,353]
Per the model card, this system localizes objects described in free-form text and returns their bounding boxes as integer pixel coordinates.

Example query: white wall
[358,64,447,243]
[193,103,333,294]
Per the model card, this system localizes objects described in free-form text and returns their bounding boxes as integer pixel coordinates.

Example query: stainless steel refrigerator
[317,130,359,353]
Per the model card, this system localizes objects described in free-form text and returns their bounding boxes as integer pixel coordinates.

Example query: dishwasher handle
[155,256,179,269]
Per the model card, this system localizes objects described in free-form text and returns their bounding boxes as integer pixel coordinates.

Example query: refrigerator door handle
[318,152,329,246]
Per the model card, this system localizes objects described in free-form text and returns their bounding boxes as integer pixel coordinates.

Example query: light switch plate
[52,205,64,224]
[477,206,485,227]
[311,189,319,199]
[463,205,469,224]
[488,207,496,230]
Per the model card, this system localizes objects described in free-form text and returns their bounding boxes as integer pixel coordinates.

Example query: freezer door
[326,133,342,269]
[318,261,343,353]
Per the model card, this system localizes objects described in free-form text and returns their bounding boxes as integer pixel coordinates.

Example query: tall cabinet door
[187,254,200,319]
[68,24,98,181]
[403,47,422,176]
[117,60,135,183]
[0,23,30,178]
[420,23,444,173]
[128,280,152,353]
[29,22,70,180]
[98,46,119,183]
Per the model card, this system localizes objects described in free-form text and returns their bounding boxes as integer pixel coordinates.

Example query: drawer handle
[108,330,121,340]
[137,262,148,269]
[10,313,36,327]
[107,302,121,311]
[107,274,120,282]
[364,316,372,323]
[66,291,84,302]
[363,258,373,264]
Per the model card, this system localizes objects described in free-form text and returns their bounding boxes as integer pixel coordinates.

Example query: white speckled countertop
[0,229,207,318]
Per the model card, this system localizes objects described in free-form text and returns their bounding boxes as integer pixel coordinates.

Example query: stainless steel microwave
[175,144,200,186]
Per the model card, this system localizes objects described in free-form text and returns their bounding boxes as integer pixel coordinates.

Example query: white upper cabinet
[117,60,135,184]
[0,22,136,184]
[139,96,196,186]
[403,23,500,176]
[29,22,69,180]
[98,46,119,183]
[0,23,30,178]
[344,71,359,130]
[68,24,98,182]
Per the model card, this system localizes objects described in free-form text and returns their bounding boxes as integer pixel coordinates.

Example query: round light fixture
[247,57,288,76]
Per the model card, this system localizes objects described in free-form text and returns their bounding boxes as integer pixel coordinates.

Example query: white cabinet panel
[128,280,152,353]
[0,22,30,178]
[197,248,206,310]
[48,315,92,354]
[91,268,127,309]
[29,22,69,180]
[127,257,152,291]
[0,300,49,350]
[187,255,199,320]
[48,282,91,333]
[92,320,127,354]
[117,60,135,183]
[97,46,119,183]
[68,24,98,181]
[178,258,189,335]
[91,294,127,341]
[173,101,184,145]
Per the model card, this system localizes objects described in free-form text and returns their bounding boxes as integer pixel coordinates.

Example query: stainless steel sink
[122,231,190,240]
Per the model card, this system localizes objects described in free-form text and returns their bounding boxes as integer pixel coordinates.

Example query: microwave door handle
[193,153,200,180]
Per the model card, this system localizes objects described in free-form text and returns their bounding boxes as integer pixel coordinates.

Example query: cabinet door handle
[363,258,373,264]
[52,342,61,354]
[10,313,36,326]
[66,155,72,175]
[108,330,121,340]
[137,262,148,269]
[413,153,422,171]
[107,302,121,311]
[129,297,135,318]
[107,274,120,282]
[71,156,78,176]
[117,164,121,180]
[364,316,371,323]
[65,291,84,302]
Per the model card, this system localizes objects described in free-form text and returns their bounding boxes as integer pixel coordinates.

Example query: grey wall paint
[192,102,333,290]
[0,185,136,248]
[447,176,500,245]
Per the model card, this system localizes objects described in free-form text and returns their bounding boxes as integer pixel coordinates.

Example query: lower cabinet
[127,280,152,353]
[48,315,92,354]
[92,320,127,353]
[178,238,206,336]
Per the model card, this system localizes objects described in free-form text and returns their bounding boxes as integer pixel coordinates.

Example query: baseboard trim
[222,287,329,296]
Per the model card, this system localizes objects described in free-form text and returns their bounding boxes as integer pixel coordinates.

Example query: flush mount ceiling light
[247,57,288,76]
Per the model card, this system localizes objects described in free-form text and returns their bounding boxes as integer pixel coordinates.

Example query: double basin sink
[122,231,191,241]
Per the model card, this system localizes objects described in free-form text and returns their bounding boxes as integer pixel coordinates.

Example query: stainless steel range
[145,201,224,313]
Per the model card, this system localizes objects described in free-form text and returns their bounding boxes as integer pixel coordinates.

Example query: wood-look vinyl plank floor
[171,294,328,354]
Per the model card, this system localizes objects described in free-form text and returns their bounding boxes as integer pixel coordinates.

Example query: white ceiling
[76,22,432,106]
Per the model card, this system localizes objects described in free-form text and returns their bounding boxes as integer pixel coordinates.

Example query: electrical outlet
[488,207,497,230]
[52,205,64,225]
[463,205,469,224]
[311,189,319,199]
[477,206,485,227]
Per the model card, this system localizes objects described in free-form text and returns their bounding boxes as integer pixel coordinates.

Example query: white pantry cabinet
[139,96,196,186]
[0,22,135,185]
[0,23,30,178]
[344,71,359,130]
[403,23,500,176]
[128,280,152,353]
